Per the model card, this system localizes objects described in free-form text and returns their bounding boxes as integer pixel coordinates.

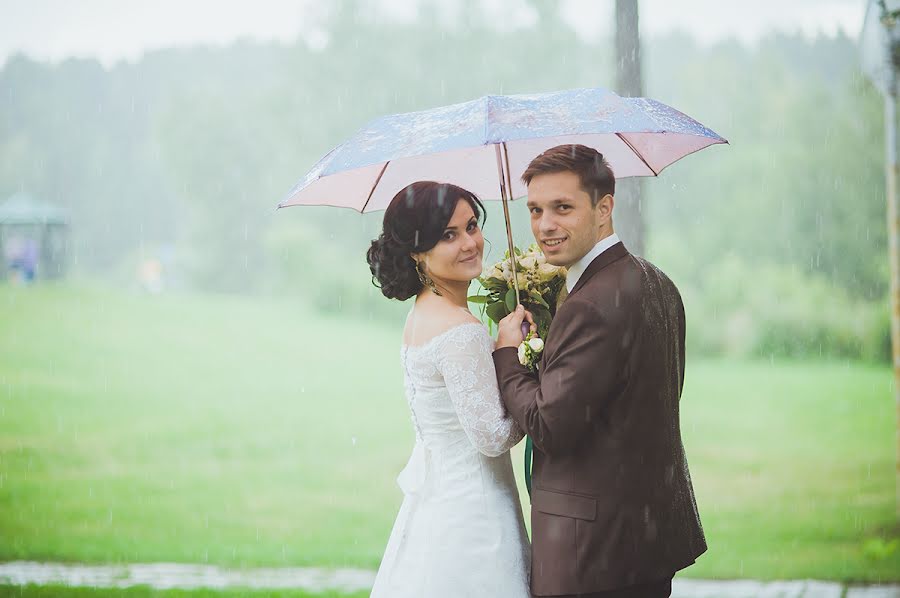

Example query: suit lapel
[537,242,629,373]
[567,242,629,298]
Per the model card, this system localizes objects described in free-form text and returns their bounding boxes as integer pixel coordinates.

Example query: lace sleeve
[435,324,525,457]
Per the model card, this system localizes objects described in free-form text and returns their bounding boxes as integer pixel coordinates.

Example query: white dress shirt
[565,233,621,293]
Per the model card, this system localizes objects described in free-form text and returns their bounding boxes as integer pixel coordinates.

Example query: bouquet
[468,244,567,371]
[517,331,545,373]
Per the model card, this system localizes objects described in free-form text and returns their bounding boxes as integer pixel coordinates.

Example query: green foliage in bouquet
[468,244,567,339]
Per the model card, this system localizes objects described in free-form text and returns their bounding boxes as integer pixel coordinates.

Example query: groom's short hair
[521,144,615,206]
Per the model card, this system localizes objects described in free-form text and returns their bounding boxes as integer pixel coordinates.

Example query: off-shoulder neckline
[401,321,486,351]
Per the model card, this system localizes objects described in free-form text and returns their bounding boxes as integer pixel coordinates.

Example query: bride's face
[417,199,484,286]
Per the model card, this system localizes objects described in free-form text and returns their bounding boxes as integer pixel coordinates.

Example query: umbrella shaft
[496,143,521,304]
[501,194,520,299]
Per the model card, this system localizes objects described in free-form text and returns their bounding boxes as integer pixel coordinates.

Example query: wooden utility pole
[862,0,900,517]
[614,0,645,257]
[888,64,900,519]
[883,6,900,520]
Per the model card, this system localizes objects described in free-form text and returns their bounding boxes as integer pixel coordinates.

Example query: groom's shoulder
[579,252,643,299]
[577,253,680,308]
[632,254,682,295]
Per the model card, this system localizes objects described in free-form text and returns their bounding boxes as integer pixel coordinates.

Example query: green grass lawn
[0,283,898,584]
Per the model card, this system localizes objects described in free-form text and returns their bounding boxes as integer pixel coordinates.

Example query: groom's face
[526,170,607,268]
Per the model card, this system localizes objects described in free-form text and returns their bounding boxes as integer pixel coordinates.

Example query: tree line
[0,5,884,360]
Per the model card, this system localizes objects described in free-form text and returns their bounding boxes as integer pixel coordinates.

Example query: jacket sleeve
[493,297,624,457]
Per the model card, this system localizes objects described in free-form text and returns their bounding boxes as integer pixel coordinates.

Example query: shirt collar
[565,233,621,293]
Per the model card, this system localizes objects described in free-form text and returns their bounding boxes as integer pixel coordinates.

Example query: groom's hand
[497,305,537,349]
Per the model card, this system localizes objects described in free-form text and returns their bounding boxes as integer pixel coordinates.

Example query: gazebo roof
[0,192,67,225]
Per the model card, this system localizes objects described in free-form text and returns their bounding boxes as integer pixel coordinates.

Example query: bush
[675,254,890,362]
[262,218,409,325]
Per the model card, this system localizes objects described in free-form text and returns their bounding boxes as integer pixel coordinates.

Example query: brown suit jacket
[493,242,706,596]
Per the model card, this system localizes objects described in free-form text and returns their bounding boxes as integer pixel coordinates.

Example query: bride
[365,181,531,597]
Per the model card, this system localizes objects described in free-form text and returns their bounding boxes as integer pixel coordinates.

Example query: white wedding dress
[370,317,531,598]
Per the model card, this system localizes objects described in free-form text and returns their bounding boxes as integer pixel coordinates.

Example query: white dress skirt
[370,322,531,598]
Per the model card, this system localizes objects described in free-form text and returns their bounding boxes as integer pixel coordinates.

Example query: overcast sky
[0,0,866,68]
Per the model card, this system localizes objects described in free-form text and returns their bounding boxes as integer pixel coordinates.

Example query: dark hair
[366,181,485,301]
[521,144,615,206]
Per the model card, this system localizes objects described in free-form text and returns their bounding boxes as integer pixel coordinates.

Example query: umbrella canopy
[279,87,727,213]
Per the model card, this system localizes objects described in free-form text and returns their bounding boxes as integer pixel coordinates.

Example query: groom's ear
[596,193,614,220]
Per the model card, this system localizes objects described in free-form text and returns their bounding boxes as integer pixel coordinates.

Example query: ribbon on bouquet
[524,436,533,497]
[521,321,534,498]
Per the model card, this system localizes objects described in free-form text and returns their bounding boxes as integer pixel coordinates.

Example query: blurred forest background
[0,0,887,362]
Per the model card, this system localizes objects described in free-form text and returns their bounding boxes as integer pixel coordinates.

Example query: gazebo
[0,192,68,281]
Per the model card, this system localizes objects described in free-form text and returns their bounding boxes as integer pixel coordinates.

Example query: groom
[495,144,706,598]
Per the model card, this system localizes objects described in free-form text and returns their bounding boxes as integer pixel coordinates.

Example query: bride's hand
[497,305,536,349]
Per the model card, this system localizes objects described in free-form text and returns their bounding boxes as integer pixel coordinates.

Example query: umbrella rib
[360,161,390,213]
[615,133,658,176]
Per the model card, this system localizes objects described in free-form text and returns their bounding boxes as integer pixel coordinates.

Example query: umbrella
[278,87,727,297]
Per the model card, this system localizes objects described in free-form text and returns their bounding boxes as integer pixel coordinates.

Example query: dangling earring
[416,261,442,296]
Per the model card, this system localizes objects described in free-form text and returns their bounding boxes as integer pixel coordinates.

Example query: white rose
[487,265,504,281]
[518,256,537,271]
[537,262,561,282]
[517,343,528,365]
[528,337,544,352]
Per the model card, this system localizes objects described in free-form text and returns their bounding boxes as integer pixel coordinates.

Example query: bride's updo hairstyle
[367,181,485,301]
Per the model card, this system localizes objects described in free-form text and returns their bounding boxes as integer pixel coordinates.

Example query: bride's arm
[436,325,525,457]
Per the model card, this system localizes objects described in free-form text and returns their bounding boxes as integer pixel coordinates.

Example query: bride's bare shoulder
[403,300,481,347]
